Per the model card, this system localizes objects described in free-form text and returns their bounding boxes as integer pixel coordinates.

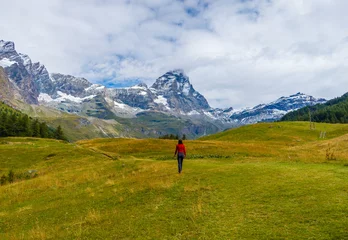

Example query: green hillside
[0,102,65,140]
[281,92,348,123]
[200,121,348,142]
[1,122,348,239]
[17,103,124,142]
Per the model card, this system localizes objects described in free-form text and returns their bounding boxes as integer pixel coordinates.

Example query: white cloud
[1,0,348,108]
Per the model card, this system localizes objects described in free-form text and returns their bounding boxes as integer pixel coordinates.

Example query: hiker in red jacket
[174,139,186,173]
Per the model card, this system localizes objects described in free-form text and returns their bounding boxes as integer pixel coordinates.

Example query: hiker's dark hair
[178,139,183,144]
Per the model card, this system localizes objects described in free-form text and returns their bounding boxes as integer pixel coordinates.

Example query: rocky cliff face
[50,73,93,97]
[106,83,157,110]
[0,40,45,104]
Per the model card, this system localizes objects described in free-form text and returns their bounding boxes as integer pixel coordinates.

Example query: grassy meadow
[1,121,348,239]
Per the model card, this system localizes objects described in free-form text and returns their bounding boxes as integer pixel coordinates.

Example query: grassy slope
[1,122,348,239]
[17,103,124,141]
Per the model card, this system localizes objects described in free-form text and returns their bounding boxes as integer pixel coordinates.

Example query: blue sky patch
[100,79,142,89]
[186,7,200,17]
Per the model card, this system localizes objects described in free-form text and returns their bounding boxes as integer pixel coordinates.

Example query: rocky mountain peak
[150,70,210,112]
[151,70,193,96]
[0,40,15,53]
[51,73,91,86]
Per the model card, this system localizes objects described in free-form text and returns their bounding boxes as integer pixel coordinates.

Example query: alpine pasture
[1,122,348,239]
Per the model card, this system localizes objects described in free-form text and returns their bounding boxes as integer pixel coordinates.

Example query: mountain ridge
[228,92,327,124]
[0,39,328,140]
[281,92,348,123]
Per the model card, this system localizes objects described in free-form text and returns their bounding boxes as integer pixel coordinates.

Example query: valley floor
[1,122,348,239]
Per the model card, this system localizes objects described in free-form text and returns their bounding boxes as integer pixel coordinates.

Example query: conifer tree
[31,119,40,137]
[0,112,7,136]
[39,122,49,138]
[55,125,66,140]
[21,115,31,136]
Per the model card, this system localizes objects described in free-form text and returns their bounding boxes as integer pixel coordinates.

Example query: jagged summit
[151,70,200,98]
[151,70,190,92]
[0,40,15,53]
[151,70,210,112]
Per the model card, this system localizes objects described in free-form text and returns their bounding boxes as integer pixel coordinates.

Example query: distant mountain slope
[281,92,348,123]
[229,93,326,124]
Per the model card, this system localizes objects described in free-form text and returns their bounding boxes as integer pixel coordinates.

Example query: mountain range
[0,40,327,140]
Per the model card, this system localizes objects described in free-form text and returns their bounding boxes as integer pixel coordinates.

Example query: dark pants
[177,153,184,173]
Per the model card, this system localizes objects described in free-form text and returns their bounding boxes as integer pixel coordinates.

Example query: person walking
[174,139,186,173]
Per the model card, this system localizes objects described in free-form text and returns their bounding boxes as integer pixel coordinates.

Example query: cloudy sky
[1,0,348,109]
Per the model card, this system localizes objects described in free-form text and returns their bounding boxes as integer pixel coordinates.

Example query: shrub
[325,145,336,161]
[0,174,6,185]
[8,170,14,183]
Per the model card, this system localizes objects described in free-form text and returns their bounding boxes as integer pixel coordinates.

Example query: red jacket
[175,144,186,156]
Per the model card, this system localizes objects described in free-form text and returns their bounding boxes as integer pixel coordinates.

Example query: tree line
[159,134,187,140]
[0,102,66,140]
[281,93,348,123]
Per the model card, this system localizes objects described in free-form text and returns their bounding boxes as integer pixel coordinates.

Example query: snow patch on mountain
[106,98,143,118]
[128,85,147,90]
[182,82,191,96]
[0,58,17,67]
[55,91,96,103]
[85,84,104,92]
[114,101,128,109]
[186,110,200,115]
[154,95,170,109]
[38,92,96,104]
[38,93,54,103]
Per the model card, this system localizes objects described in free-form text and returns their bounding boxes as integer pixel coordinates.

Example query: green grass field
[1,122,348,239]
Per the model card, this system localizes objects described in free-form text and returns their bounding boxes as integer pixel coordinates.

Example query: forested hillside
[0,102,66,140]
[281,93,348,123]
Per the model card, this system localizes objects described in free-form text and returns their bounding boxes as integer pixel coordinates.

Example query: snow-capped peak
[228,92,327,124]
[269,92,325,109]
[151,70,192,93]
[0,40,15,53]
